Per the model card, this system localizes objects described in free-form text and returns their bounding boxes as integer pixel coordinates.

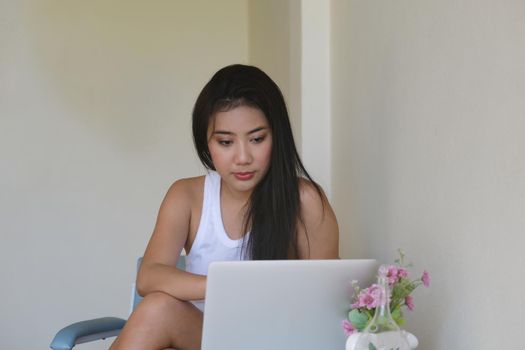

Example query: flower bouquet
[343,250,430,350]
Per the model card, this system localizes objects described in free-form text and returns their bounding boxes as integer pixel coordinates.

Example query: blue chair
[50,257,186,350]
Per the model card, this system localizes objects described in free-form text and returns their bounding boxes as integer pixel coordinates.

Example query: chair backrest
[130,256,186,314]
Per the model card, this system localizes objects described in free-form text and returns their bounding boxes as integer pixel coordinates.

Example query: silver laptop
[202,259,378,350]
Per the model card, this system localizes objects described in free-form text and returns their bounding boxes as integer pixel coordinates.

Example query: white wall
[300,0,332,198]
[4,0,525,348]
[0,1,248,349]
[248,0,302,148]
[331,0,525,348]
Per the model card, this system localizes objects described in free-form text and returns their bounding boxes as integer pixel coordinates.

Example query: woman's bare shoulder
[155,176,205,221]
[297,177,339,259]
[298,177,327,208]
[165,175,205,200]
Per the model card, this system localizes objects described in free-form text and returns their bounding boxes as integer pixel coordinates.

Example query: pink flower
[341,319,356,336]
[421,270,431,287]
[379,265,400,285]
[397,267,408,278]
[352,284,384,309]
[405,295,414,311]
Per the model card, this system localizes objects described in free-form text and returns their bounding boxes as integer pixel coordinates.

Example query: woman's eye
[251,136,265,144]
[218,140,233,146]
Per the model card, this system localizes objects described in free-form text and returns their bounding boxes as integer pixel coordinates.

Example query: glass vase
[348,273,411,350]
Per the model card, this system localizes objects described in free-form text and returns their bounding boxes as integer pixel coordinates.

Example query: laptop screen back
[202,259,378,350]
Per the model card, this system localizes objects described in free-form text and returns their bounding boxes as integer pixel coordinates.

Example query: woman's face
[207,105,272,198]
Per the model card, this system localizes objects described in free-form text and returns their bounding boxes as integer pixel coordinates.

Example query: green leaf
[391,306,405,326]
[348,309,370,331]
[368,343,377,350]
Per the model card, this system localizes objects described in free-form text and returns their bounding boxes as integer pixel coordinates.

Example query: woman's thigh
[111,292,203,350]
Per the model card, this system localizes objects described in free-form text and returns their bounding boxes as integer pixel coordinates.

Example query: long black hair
[192,64,322,260]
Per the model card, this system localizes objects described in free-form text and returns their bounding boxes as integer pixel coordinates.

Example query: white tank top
[186,171,250,311]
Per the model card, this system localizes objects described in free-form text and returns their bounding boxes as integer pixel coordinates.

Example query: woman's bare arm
[297,179,340,259]
[136,179,206,301]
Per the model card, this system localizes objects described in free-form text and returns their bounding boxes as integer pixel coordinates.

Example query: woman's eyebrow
[212,126,268,135]
[247,126,267,134]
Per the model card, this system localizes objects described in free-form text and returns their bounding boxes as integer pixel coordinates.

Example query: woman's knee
[133,291,186,321]
[122,292,202,350]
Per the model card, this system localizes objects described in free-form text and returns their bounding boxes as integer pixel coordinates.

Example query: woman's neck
[220,179,251,238]
[220,179,252,204]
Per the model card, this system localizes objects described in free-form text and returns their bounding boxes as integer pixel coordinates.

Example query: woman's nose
[235,143,253,165]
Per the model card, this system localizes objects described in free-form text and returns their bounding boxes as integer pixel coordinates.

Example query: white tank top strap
[186,171,249,276]
[185,171,249,312]
[209,172,249,248]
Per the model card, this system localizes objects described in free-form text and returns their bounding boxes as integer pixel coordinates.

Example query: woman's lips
[234,172,255,181]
